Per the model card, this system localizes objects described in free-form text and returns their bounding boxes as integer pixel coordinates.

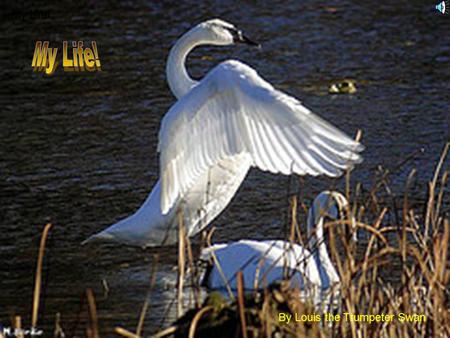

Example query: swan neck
[166,30,200,99]
[307,214,327,258]
[307,209,336,285]
[308,208,332,272]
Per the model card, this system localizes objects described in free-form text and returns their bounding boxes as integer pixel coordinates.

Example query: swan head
[194,19,259,47]
[308,191,357,242]
[312,191,348,224]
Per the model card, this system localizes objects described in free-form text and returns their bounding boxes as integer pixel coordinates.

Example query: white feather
[159,60,363,213]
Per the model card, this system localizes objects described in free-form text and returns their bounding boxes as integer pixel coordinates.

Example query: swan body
[158,21,363,214]
[83,19,362,247]
[83,153,251,246]
[202,240,319,291]
[202,191,351,292]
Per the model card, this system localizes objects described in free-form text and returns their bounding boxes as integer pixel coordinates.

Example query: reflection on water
[1,0,448,335]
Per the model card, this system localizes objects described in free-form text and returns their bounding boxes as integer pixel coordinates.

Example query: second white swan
[201,191,352,293]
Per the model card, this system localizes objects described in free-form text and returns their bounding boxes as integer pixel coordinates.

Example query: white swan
[201,191,352,293]
[83,19,362,247]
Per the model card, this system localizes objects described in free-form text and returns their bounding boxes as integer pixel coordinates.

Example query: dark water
[1,0,449,336]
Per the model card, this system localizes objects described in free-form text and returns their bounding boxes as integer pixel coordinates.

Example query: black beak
[232,29,260,48]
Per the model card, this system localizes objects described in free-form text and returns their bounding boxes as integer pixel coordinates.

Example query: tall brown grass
[151,143,449,338]
[5,144,449,338]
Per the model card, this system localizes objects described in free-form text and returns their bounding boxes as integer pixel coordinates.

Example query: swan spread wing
[158,60,363,214]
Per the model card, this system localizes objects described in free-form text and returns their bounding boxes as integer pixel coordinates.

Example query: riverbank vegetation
[3,144,448,338]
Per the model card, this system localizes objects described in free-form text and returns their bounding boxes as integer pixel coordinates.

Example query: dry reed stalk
[177,211,186,318]
[115,327,141,338]
[31,222,53,329]
[357,209,388,302]
[236,271,248,338]
[426,142,449,235]
[53,312,64,338]
[328,222,358,338]
[345,129,363,202]
[136,254,159,336]
[253,255,263,291]
[289,195,299,244]
[431,142,449,191]
[401,169,416,263]
[185,233,201,308]
[149,325,177,338]
[282,241,289,280]
[434,170,448,227]
[260,290,271,337]
[286,195,306,283]
[187,305,213,338]
[205,227,235,300]
[253,251,276,291]
[86,288,99,338]
[13,316,24,338]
